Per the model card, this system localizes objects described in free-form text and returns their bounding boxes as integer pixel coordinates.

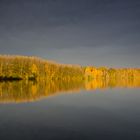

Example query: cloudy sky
[0,0,140,67]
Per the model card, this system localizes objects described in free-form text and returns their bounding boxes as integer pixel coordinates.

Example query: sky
[0,0,140,67]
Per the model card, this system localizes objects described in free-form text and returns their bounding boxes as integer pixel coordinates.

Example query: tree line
[0,55,139,81]
[0,55,84,81]
[85,66,140,81]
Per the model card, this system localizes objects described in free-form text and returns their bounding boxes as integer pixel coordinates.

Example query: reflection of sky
[0,0,140,67]
[0,89,140,139]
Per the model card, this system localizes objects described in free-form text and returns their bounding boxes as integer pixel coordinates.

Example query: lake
[0,79,140,140]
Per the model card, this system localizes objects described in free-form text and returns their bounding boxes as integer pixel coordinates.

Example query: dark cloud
[0,0,140,67]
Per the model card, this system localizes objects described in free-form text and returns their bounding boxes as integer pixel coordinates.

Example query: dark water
[0,80,140,140]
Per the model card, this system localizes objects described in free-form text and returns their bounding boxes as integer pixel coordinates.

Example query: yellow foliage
[31,64,38,74]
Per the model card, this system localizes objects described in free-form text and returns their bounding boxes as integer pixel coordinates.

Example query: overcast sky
[0,0,140,67]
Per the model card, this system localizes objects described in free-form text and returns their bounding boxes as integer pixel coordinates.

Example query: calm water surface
[0,80,140,140]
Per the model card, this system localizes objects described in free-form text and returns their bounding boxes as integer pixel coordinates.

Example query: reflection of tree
[0,80,84,103]
[0,77,140,103]
[85,76,140,90]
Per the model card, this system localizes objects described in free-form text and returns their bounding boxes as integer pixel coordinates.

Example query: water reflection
[0,80,84,103]
[85,77,140,90]
[0,77,140,103]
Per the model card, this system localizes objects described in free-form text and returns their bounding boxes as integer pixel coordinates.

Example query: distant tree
[30,64,38,79]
